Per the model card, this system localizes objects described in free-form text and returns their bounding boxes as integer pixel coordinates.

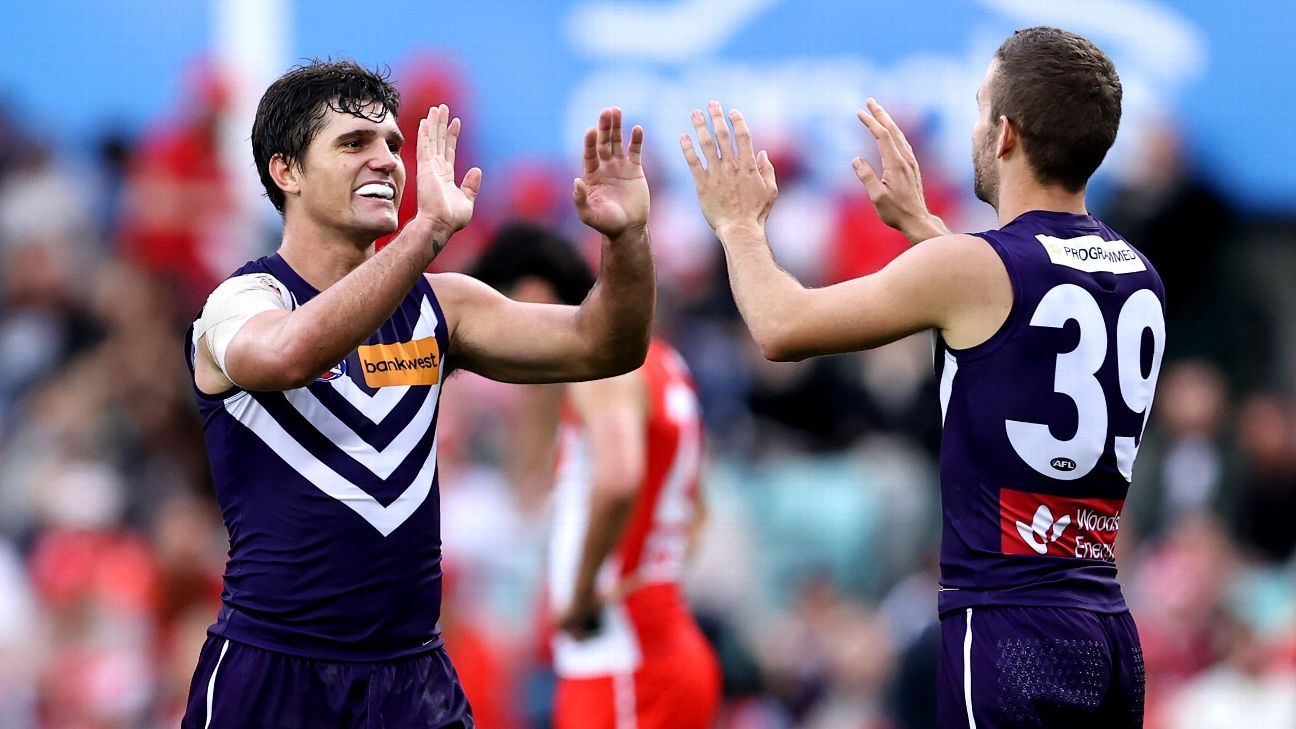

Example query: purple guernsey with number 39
[933,211,1164,728]
[936,210,1166,616]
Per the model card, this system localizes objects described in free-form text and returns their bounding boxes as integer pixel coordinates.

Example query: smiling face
[288,102,406,242]
[971,61,1001,209]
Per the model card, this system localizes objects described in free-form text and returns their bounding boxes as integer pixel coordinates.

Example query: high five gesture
[853,99,949,244]
[574,107,649,239]
[415,103,483,253]
[679,101,777,236]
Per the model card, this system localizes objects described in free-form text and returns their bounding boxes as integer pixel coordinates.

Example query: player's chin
[351,207,399,238]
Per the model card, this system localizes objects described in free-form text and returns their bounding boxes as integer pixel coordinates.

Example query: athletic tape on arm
[196,274,294,383]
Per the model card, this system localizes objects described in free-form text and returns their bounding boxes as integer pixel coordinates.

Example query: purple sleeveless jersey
[935,211,1166,616]
[185,254,451,661]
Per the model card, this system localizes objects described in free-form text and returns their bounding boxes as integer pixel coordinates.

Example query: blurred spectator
[116,61,242,313]
[0,538,36,728]
[1126,360,1238,544]
[747,354,875,453]
[1162,614,1296,729]
[1099,118,1275,389]
[826,115,960,283]
[1128,515,1238,716]
[763,145,835,286]
[0,139,96,253]
[378,53,491,273]
[0,234,101,436]
[1231,393,1296,563]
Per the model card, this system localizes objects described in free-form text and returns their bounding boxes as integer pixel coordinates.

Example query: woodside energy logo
[1000,488,1122,561]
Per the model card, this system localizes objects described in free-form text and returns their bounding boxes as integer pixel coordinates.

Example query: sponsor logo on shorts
[1000,488,1122,561]
[357,336,442,387]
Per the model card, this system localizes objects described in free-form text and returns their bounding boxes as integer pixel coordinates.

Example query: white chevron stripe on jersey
[329,376,410,423]
[282,382,438,479]
[316,296,442,423]
[223,390,439,536]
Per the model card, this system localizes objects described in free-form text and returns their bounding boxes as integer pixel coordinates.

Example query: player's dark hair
[252,59,401,214]
[471,223,596,306]
[991,27,1122,192]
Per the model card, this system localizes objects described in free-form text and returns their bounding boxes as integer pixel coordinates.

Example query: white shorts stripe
[963,608,977,729]
[613,671,638,729]
[205,639,230,729]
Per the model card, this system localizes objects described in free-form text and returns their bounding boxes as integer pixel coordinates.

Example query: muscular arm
[557,371,647,638]
[433,225,654,383]
[437,108,655,385]
[681,102,1010,362]
[715,223,1010,361]
[197,221,448,393]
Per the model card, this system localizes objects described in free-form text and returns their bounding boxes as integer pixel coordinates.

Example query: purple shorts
[938,606,1144,728]
[180,634,474,728]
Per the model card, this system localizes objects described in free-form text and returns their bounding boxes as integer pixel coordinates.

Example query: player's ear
[269,153,302,199]
[996,115,1017,159]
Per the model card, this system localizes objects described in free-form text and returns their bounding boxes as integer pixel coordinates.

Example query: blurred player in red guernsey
[472,224,721,729]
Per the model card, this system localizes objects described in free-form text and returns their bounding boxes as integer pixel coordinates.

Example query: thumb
[852,157,884,198]
[460,167,483,201]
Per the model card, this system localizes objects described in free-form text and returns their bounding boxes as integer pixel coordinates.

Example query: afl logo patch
[1050,457,1077,472]
[318,360,348,382]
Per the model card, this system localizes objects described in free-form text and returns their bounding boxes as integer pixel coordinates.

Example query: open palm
[574,108,649,238]
[416,104,481,236]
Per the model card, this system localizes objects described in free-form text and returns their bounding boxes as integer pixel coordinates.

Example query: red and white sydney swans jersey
[549,340,704,678]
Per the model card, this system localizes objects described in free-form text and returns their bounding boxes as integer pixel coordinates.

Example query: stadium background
[0,1,1293,727]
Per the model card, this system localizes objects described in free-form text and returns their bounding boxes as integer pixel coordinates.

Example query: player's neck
[278,215,376,291]
[995,174,1088,227]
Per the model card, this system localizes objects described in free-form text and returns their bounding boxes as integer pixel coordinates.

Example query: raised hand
[573,108,649,239]
[679,101,777,235]
[415,104,483,245]
[853,99,947,243]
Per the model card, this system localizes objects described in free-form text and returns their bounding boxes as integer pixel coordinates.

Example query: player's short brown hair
[991,27,1122,192]
[252,59,401,214]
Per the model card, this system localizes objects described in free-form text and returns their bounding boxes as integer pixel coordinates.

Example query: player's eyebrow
[335,128,375,144]
[334,126,399,143]
[334,127,403,147]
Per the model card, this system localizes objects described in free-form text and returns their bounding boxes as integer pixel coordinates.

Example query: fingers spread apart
[691,109,718,163]
[584,108,640,170]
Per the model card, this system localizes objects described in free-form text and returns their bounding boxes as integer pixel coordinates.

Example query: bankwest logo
[1036,234,1147,275]
[1000,488,1122,561]
[357,336,441,388]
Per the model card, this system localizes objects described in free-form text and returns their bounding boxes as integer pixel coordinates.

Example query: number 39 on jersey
[1006,284,1165,482]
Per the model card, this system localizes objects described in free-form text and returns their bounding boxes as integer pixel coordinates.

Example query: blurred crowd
[0,58,1293,729]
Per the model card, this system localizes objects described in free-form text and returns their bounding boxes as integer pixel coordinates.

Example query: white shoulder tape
[196,273,292,381]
